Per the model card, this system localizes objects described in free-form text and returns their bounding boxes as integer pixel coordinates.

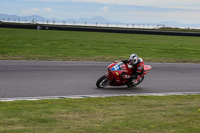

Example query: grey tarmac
[0,60,200,100]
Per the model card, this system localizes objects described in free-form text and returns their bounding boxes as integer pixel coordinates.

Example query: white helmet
[129,54,138,65]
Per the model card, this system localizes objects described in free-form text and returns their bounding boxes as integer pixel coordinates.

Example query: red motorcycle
[96,61,152,88]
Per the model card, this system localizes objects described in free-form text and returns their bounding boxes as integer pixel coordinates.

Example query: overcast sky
[1,0,200,24]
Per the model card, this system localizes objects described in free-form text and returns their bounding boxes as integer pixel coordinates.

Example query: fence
[1,18,200,30]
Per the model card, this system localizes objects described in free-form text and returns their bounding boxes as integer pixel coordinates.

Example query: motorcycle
[96,61,152,88]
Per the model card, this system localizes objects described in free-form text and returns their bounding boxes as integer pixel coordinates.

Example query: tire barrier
[1,23,200,37]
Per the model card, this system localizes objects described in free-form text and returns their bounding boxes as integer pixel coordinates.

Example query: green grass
[0,95,200,133]
[0,28,200,63]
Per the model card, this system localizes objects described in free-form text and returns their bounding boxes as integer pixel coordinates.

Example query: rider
[121,54,144,80]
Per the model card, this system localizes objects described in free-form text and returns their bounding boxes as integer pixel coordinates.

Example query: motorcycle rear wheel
[96,75,109,88]
[126,76,144,87]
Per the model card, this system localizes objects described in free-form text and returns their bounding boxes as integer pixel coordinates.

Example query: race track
[0,60,200,98]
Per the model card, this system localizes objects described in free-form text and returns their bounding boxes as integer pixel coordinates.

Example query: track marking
[1,92,200,101]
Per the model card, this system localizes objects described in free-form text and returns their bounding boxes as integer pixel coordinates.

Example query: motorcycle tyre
[126,76,144,87]
[96,75,109,88]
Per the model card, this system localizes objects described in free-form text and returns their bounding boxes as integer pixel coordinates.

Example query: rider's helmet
[129,54,138,65]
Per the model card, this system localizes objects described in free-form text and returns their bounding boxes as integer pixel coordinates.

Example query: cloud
[102,6,109,12]
[108,9,200,24]
[43,8,52,11]
[21,8,40,14]
[24,0,200,10]
[21,7,53,14]
[20,0,200,24]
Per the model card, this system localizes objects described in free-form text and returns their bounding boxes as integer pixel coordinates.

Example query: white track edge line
[1,92,200,101]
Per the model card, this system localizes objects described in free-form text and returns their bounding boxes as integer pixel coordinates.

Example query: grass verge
[0,28,200,63]
[0,95,200,133]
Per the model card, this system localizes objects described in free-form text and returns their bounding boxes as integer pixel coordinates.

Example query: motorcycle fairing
[106,62,128,86]
[110,62,126,71]
[144,65,152,74]
[111,64,121,71]
[98,62,152,88]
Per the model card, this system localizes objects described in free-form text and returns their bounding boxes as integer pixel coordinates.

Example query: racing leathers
[121,58,144,79]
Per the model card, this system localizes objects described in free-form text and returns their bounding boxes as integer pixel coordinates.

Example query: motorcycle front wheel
[96,75,109,88]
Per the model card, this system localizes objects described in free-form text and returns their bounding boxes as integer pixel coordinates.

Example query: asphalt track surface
[0,60,200,99]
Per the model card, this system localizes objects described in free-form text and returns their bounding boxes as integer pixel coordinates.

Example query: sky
[1,0,200,24]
